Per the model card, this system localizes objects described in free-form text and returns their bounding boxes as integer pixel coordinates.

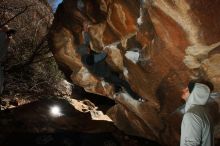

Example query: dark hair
[6,29,16,37]
[188,81,195,93]
[188,79,214,93]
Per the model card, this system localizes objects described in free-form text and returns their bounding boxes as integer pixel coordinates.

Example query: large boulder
[48,0,220,145]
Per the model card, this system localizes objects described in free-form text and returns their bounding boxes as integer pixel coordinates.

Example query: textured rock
[0,98,162,146]
[0,99,115,145]
[48,0,220,145]
[0,99,115,133]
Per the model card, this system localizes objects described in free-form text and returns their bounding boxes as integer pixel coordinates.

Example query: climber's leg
[120,80,142,100]
[93,52,107,64]
[104,73,142,100]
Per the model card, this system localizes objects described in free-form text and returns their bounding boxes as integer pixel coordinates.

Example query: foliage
[0,0,67,97]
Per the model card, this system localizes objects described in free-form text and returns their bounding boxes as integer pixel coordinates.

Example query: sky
[48,0,63,12]
[54,0,62,9]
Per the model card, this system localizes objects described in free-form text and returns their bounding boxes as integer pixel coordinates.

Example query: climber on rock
[0,25,16,95]
[77,22,107,66]
[180,80,214,146]
[77,22,143,101]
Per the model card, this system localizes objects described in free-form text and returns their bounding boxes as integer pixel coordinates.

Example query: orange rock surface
[48,0,220,145]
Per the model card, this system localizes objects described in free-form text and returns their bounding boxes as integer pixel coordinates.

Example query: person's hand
[210,92,220,112]
[83,21,89,32]
[102,47,109,54]
[8,35,13,40]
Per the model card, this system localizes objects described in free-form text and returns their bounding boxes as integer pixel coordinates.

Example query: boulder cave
[48,0,220,145]
[1,0,220,145]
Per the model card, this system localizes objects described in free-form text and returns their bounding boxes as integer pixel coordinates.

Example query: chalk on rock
[90,110,112,122]
[123,67,129,79]
[125,51,140,64]
[137,17,143,26]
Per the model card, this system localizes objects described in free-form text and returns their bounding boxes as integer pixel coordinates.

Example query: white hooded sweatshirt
[180,83,214,146]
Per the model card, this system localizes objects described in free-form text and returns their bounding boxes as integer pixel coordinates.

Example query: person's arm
[82,22,91,46]
[210,92,220,112]
[82,31,90,46]
[180,113,202,146]
[77,22,90,56]
[0,25,8,33]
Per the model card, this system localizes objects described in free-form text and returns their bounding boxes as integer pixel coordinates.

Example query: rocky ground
[1,88,220,146]
[0,86,161,146]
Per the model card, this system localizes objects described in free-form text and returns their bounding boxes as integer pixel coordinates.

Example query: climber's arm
[82,21,91,46]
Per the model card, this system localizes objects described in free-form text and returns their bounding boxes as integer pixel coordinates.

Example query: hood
[185,83,210,112]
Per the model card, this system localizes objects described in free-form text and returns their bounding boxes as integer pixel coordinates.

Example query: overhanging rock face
[48,0,220,145]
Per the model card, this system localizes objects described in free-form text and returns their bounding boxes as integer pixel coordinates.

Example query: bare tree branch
[0,5,33,27]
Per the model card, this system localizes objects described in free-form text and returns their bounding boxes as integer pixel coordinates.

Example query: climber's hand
[83,20,93,32]
[103,48,109,54]
[83,21,89,32]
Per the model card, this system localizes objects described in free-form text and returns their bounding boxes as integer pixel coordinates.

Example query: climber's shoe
[138,98,145,103]
[113,92,122,100]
